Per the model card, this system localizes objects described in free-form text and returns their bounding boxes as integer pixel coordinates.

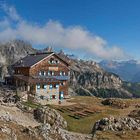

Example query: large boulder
[34,107,67,129]
[36,123,91,140]
[101,98,130,109]
[93,116,140,133]
[128,109,140,120]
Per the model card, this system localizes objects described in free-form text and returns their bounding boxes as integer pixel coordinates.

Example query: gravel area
[0,105,40,127]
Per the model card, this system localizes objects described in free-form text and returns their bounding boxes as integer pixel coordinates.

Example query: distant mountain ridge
[99,60,140,82]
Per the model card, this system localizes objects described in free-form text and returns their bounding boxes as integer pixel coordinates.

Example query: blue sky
[0,0,140,60]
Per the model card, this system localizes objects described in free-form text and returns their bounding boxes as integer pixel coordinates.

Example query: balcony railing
[33,75,70,80]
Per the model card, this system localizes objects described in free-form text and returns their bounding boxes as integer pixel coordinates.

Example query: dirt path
[59,128,93,140]
[41,99,76,106]
[0,105,40,127]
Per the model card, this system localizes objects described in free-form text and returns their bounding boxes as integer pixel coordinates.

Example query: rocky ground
[0,103,93,140]
[1,84,140,140]
[93,117,140,132]
[53,96,140,140]
[0,83,89,140]
[0,85,93,140]
[0,105,40,127]
[1,95,140,140]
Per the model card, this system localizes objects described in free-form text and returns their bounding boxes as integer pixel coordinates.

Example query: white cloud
[1,4,21,21]
[0,18,10,29]
[0,4,129,60]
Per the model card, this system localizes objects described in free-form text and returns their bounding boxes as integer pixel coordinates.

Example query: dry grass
[51,96,140,139]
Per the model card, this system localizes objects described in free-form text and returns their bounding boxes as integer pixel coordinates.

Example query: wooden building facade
[11,52,70,101]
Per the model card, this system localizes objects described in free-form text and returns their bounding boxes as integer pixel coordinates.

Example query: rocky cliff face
[70,59,122,89]
[69,59,132,98]
[0,40,37,78]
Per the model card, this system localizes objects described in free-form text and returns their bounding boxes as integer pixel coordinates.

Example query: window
[39,71,42,76]
[60,71,66,76]
[48,71,51,76]
[49,58,59,64]
[43,84,47,89]
[60,71,62,76]
[60,91,64,99]
[48,58,53,64]
[44,71,46,76]
[37,84,40,89]
[54,84,59,89]
[50,95,52,99]
[55,60,59,64]
[49,84,53,89]
[60,82,63,86]
[39,71,46,76]
[56,84,59,89]
[60,82,65,86]
[52,71,54,76]
[53,60,56,64]
[48,71,54,76]
[56,60,59,64]
[49,58,54,64]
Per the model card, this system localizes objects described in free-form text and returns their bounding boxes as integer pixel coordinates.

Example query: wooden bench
[74,112,88,117]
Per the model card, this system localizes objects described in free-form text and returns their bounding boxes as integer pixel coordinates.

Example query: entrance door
[52,95,56,99]
[59,91,64,100]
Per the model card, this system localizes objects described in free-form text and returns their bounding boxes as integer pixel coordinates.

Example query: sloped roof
[13,52,70,68]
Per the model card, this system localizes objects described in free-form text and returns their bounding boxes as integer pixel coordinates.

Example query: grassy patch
[60,109,120,134]
[42,96,140,135]
[53,96,123,134]
[22,101,42,109]
[50,96,140,139]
